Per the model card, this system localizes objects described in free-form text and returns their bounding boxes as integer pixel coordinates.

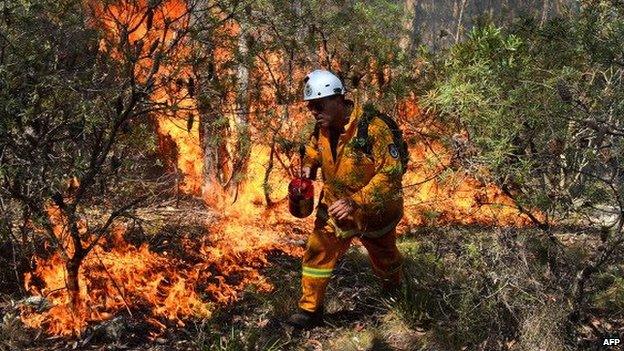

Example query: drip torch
[288,145,315,218]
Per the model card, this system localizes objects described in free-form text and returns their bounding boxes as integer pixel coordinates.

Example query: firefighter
[287,69,405,329]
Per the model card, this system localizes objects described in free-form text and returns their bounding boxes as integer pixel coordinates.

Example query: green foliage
[594,274,624,315]
[1,0,101,178]
[0,0,159,207]
[240,0,414,130]
[195,325,288,351]
[417,8,624,335]
[424,23,543,173]
[422,2,624,221]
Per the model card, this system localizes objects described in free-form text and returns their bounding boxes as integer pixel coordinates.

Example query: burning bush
[0,0,235,337]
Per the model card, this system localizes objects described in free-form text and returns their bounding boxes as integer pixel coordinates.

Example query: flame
[95,0,203,195]
[22,225,210,335]
[396,96,538,227]
[21,188,303,336]
[20,1,539,338]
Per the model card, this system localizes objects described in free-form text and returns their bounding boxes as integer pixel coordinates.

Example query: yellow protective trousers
[299,221,402,313]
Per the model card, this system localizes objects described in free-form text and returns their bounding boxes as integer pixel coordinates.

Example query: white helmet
[303,69,345,101]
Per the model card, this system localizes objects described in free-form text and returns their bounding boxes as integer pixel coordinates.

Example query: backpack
[352,103,409,174]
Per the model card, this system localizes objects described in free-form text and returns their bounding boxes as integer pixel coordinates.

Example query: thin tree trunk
[455,0,469,43]
[66,257,82,306]
[263,142,276,207]
[401,0,416,50]
[540,0,550,27]
[229,22,252,198]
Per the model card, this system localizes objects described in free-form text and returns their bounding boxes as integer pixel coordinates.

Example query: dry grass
[517,303,567,351]
[4,224,622,350]
[0,304,30,351]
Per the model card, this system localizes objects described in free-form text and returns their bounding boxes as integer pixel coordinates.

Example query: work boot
[287,308,324,329]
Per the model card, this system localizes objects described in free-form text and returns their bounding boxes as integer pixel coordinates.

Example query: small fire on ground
[20,176,304,336]
[18,0,539,338]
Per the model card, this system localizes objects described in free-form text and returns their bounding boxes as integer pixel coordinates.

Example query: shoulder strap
[354,103,409,173]
[353,103,376,154]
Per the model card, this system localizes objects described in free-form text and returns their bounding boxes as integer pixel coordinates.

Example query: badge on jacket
[388,144,400,159]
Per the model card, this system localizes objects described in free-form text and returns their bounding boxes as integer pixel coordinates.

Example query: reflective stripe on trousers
[299,224,402,313]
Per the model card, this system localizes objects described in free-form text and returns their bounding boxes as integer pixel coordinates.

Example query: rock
[155,337,166,344]
[19,296,51,312]
[103,316,127,340]
[89,316,126,343]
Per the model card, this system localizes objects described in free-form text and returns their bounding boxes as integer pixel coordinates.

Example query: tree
[0,0,217,309]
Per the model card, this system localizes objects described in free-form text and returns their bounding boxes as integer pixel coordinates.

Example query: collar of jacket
[319,101,363,144]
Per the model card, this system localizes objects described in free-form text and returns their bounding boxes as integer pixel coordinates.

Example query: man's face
[307,95,342,130]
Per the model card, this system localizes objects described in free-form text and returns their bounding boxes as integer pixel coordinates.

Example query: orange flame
[22,225,211,335]
[21,201,303,336]
[95,0,202,194]
[396,95,538,227]
[20,1,538,338]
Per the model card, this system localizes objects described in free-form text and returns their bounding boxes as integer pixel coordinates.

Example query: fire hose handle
[299,144,307,178]
[299,144,306,160]
[298,143,319,180]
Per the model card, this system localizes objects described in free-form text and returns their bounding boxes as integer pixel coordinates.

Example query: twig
[11,239,24,294]
[84,195,148,254]
[94,251,133,318]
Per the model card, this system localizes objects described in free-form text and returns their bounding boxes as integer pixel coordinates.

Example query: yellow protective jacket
[303,102,404,238]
